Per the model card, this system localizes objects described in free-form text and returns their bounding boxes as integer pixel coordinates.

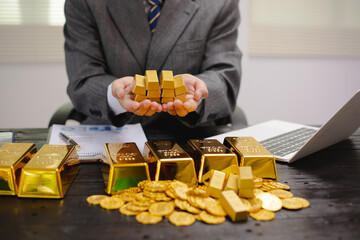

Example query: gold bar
[174,75,188,96]
[219,190,248,221]
[161,89,175,98]
[102,143,150,194]
[238,166,254,198]
[185,139,238,182]
[134,94,147,102]
[148,97,160,103]
[224,173,239,194]
[160,70,175,89]
[161,97,174,104]
[133,74,146,95]
[143,141,197,185]
[18,144,80,199]
[147,90,161,98]
[0,143,37,195]
[206,170,226,198]
[174,94,187,103]
[145,70,160,90]
[224,137,278,180]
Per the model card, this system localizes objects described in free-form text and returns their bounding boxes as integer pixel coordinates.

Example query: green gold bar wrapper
[224,137,278,181]
[0,143,37,195]
[185,139,238,182]
[143,141,197,185]
[220,190,248,222]
[101,143,150,194]
[18,144,80,199]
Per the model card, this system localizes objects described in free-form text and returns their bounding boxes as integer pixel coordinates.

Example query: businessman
[64,0,242,127]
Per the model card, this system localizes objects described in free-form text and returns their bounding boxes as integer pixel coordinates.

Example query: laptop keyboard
[259,128,317,157]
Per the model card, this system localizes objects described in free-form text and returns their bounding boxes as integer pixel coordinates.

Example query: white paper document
[48,124,147,161]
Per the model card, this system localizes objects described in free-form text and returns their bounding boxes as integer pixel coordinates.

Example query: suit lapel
[146,0,199,70]
[107,0,151,71]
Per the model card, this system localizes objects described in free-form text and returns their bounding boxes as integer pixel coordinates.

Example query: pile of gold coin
[86,178,310,224]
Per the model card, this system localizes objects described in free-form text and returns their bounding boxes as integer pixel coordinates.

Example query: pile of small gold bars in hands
[86,177,310,226]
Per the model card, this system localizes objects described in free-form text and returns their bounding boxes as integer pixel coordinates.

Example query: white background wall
[0,0,359,128]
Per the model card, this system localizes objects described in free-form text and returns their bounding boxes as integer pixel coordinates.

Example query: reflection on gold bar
[220,190,248,221]
[102,143,150,194]
[18,144,80,199]
[224,137,278,181]
[0,143,37,196]
[143,141,197,185]
[185,139,238,182]
[224,173,239,194]
[206,170,226,198]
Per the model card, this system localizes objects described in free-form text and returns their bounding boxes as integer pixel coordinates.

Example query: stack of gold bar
[101,142,150,194]
[143,140,197,185]
[0,143,37,196]
[132,70,188,103]
[18,144,80,199]
[160,70,175,103]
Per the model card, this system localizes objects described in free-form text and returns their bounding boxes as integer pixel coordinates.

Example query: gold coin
[250,209,275,221]
[269,181,291,190]
[137,180,150,190]
[126,202,149,212]
[133,199,151,207]
[165,188,177,199]
[119,203,138,216]
[100,197,125,210]
[136,212,162,224]
[170,180,188,190]
[174,186,189,200]
[187,195,200,208]
[269,189,293,199]
[174,199,187,210]
[135,192,152,202]
[205,201,226,217]
[282,198,303,210]
[148,201,175,216]
[199,211,226,224]
[256,192,282,212]
[144,181,168,192]
[240,198,252,211]
[86,195,108,205]
[248,198,262,213]
[195,196,206,209]
[183,201,201,214]
[127,187,142,193]
[253,189,264,196]
[294,197,310,208]
[204,197,217,205]
[168,211,196,226]
[143,190,172,201]
[115,192,137,202]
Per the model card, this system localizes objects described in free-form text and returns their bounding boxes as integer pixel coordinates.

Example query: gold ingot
[0,143,37,195]
[238,166,254,198]
[145,70,160,90]
[101,143,150,195]
[161,89,175,98]
[174,94,187,103]
[134,94,147,102]
[174,75,187,96]
[133,74,146,95]
[147,90,161,98]
[143,141,197,185]
[18,144,80,199]
[224,173,239,194]
[161,97,174,104]
[206,170,226,198]
[160,70,175,89]
[224,137,278,180]
[185,139,238,182]
[219,190,248,221]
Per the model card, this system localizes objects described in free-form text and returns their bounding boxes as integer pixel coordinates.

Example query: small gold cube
[220,190,248,221]
[160,70,175,89]
[132,74,146,95]
[145,70,160,90]
[174,94,187,103]
[147,90,161,98]
[161,97,174,104]
[206,170,226,198]
[161,89,175,98]
[134,94,147,102]
[174,75,188,96]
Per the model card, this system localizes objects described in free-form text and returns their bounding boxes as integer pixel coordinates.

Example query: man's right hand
[111,77,162,116]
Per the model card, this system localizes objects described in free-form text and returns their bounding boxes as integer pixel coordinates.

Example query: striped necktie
[147,0,163,33]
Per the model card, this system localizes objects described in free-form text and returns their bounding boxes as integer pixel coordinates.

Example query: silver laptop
[211,89,360,163]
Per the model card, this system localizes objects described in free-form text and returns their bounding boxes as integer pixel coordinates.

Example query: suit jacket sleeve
[178,0,241,127]
[64,0,135,126]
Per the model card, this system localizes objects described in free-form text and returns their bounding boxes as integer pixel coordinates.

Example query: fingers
[133,100,162,116]
[194,80,209,101]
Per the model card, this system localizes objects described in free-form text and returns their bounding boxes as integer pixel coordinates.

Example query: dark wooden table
[0,126,359,240]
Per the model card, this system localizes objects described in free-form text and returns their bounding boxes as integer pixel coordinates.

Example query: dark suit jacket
[64,0,242,127]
